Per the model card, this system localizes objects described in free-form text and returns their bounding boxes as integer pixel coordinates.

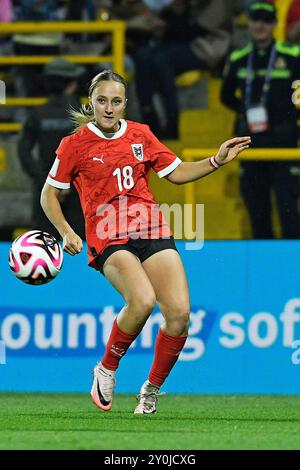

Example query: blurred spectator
[221,1,300,239]
[18,59,86,240]
[64,0,98,40]
[244,0,254,10]
[63,0,113,79]
[112,0,163,50]
[63,0,83,22]
[286,0,300,43]
[0,0,13,22]
[0,0,13,53]
[243,0,275,11]
[0,1,14,110]
[143,0,174,12]
[131,0,243,139]
[13,0,62,97]
[14,0,59,20]
[63,0,93,52]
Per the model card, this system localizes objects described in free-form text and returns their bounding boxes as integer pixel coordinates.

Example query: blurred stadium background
[1,0,300,450]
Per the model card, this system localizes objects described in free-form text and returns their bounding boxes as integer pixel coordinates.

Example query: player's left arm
[166,136,251,185]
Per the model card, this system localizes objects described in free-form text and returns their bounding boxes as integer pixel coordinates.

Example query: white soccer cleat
[91,362,116,411]
[134,380,165,414]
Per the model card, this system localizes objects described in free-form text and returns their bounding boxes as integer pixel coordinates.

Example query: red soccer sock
[148,329,187,388]
[101,318,138,371]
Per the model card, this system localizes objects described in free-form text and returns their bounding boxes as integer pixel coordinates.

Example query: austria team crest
[131,144,144,161]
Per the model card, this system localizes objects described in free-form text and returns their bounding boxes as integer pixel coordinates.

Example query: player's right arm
[40,183,82,255]
[41,137,82,255]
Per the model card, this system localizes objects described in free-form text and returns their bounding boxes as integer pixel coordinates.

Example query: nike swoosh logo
[97,378,110,406]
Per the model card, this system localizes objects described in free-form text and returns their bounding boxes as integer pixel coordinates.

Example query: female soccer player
[41,70,251,414]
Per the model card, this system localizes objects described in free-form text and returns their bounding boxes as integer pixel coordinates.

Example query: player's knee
[128,292,156,318]
[166,305,190,335]
[140,295,156,316]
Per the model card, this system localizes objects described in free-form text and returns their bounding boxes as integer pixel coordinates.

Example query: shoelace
[136,390,166,412]
[98,368,115,397]
[94,363,116,399]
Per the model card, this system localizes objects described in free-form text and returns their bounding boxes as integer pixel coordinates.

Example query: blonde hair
[69,70,128,132]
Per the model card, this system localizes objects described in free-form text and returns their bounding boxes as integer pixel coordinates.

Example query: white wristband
[209,156,221,170]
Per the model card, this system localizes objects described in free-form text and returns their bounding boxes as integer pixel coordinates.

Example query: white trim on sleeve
[46,176,71,189]
[156,157,182,178]
[49,157,60,177]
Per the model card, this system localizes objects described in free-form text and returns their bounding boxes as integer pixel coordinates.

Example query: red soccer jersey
[46,120,181,268]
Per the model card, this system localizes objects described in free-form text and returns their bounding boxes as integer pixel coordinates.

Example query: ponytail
[69,104,94,133]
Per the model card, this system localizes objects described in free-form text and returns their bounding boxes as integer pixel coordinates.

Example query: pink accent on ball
[20,232,44,248]
[10,251,20,273]
[48,245,63,268]
[30,259,52,279]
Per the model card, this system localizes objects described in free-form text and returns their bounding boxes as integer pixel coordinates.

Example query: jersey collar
[87,119,127,140]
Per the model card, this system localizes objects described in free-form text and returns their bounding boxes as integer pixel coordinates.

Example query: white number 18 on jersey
[113,165,134,191]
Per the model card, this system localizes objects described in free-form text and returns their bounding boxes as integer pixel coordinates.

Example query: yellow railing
[182,148,300,206]
[4,97,89,106]
[0,21,125,73]
[0,148,7,171]
[0,55,115,65]
[274,0,294,41]
[0,21,126,132]
[0,123,21,132]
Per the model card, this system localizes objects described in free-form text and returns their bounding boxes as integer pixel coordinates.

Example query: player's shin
[101,317,139,371]
[149,328,187,388]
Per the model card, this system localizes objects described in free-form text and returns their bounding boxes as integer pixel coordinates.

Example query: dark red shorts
[95,237,177,274]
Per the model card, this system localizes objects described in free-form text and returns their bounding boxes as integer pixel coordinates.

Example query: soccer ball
[8,230,63,285]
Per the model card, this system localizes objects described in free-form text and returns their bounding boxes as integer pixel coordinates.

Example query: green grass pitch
[1,394,300,450]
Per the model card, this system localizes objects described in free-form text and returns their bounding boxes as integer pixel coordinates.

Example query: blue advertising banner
[1,240,300,393]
